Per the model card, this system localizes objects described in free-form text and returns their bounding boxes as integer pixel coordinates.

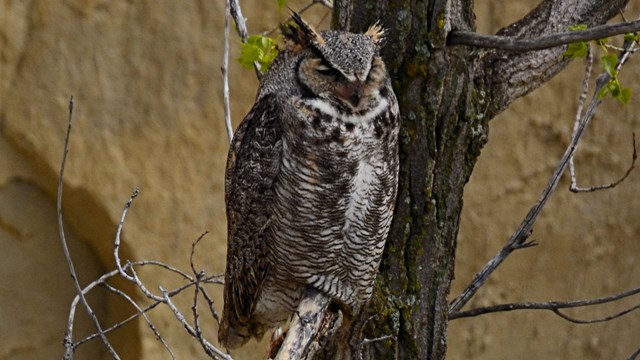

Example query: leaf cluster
[563,25,636,104]
[235,1,286,73]
[237,35,279,73]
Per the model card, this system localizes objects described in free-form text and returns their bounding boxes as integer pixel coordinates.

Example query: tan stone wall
[0,1,637,359]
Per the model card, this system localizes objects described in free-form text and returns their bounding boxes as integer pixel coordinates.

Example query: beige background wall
[1,1,637,359]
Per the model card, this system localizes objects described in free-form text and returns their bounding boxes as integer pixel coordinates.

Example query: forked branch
[450,37,636,314]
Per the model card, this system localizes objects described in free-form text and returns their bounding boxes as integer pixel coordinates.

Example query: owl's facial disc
[298,53,385,110]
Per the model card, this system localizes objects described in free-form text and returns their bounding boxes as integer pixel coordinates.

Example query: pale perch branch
[273,289,332,360]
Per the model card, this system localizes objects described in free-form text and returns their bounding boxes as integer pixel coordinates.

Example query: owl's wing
[220,93,282,346]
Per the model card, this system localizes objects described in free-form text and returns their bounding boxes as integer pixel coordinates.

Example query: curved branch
[450,286,640,320]
[628,346,640,360]
[448,20,640,50]
[58,97,120,359]
[570,132,637,192]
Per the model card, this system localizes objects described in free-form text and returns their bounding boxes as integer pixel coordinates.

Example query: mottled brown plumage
[219,14,399,349]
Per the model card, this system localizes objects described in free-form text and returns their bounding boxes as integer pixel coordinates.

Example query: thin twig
[112,189,171,303]
[190,231,209,275]
[222,0,234,143]
[66,269,120,353]
[75,278,197,348]
[358,335,395,360]
[190,233,208,352]
[264,0,334,36]
[628,346,640,360]
[200,287,222,325]
[450,286,640,320]
[101,283,176,359]
[114,188,140,282]
[552,303,640,324]
[127,263,166,302]
[448,20,640,51]
[570,133,637,192]
[58,97,120,360]
[161,288,234,360]
[128,259,195,282]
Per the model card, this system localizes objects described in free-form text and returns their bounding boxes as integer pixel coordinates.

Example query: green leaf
[624,32,640,43]
[618,88,632,104]
[236,35,279,73]
[601,53,618,76]
[563,42,588,58]
[236,43,260,69]
[609,80,621,97]
[276,0,286,9]
[597,78,633,105]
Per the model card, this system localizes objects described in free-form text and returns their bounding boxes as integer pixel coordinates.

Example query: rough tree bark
[315,1,631,359]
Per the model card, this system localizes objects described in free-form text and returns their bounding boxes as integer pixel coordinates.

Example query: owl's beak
[337,81,363,108]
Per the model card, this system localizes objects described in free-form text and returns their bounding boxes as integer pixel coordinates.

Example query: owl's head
[282,13,388,110]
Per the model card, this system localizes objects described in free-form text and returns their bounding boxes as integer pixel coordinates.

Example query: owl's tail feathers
[218,319,251,349]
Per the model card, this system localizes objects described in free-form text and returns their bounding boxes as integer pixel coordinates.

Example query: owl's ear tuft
[281,11,325,50]
[365,22,386,48]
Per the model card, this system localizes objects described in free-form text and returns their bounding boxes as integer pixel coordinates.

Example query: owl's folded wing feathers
[219,94,283,347]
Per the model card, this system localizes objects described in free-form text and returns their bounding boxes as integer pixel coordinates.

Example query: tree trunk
[322,1,630,359]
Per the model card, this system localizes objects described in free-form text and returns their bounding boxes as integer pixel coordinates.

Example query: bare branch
[229,0,248,41]
[161,288,234,360]
[448,20,640,51]
[74,275,196,348]
[222,0,234,143]
[101,283,176,359]
[58,96,120,360]
[570,37,638,192]
[450,286,640,320]
[65,269,120,354]
[569,47,595,188]
[449,46,626,314]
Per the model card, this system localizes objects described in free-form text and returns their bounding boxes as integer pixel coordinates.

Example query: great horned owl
[219,14,399,349]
